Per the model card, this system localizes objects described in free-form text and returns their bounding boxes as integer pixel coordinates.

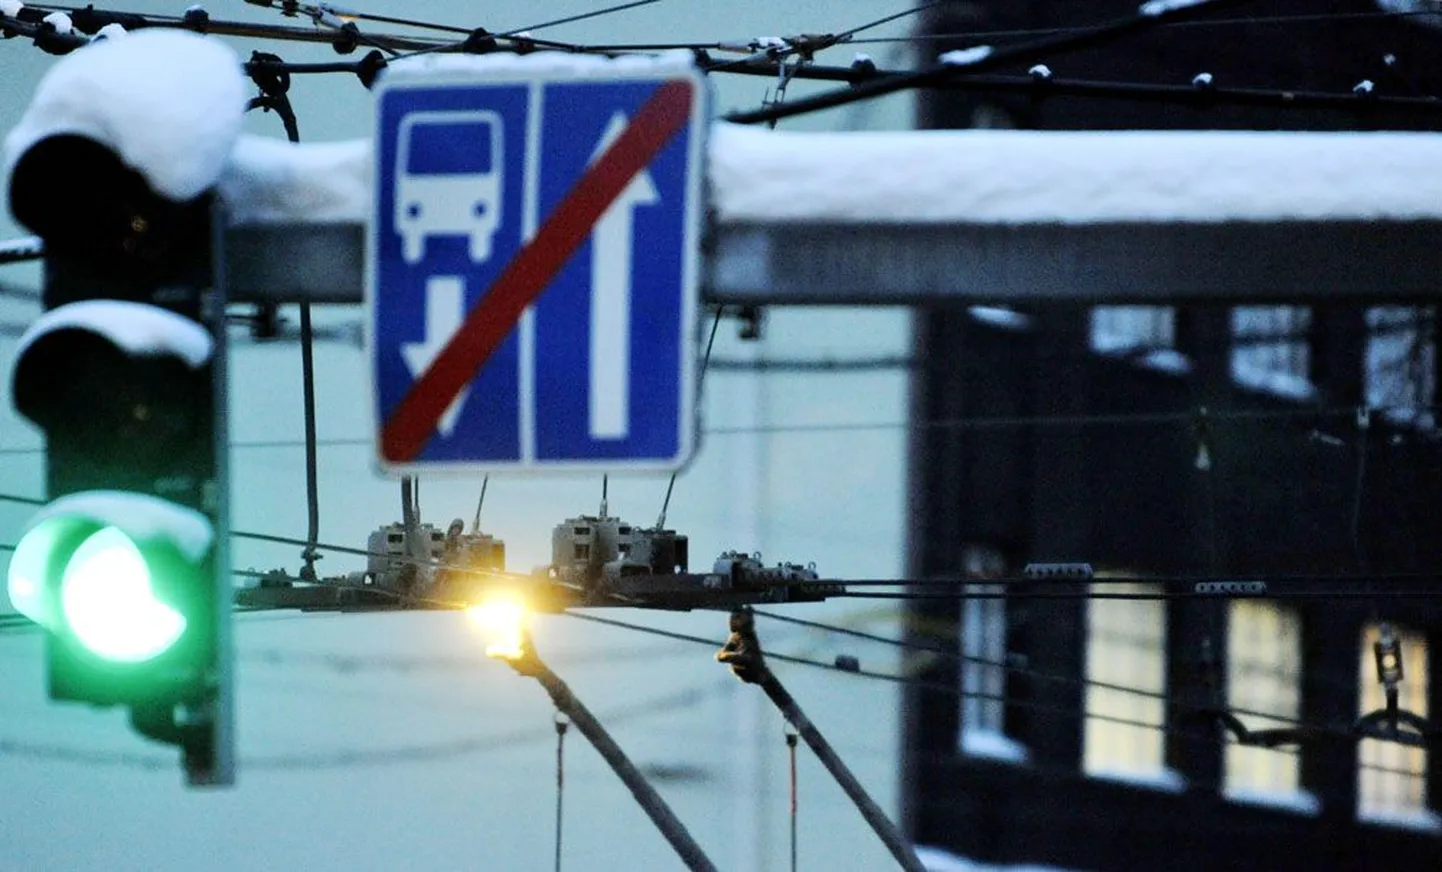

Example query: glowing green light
[59,527,186,663]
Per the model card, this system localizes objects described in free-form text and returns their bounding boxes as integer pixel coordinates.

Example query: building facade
[903,3,1442,869]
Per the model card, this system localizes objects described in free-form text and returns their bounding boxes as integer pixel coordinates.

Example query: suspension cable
[785,722,799,872]
[554,711,569,872]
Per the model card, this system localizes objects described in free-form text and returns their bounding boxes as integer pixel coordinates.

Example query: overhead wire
[0,682,720,771]
[722,0,1259,125]
[381,0,666,61]
[565,611,1426,779]
[4,550,1429,772]
[8,491,1442,598]
[714,55,1442,116]
[5,395,1434,457]
[8,2,1436,125]
[854,8,1442,45]
[16,4,446,52]
[748,609,1358,728]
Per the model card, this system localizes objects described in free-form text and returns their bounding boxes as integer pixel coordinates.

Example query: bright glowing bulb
[467,593,529,660]
[60,527,186,663]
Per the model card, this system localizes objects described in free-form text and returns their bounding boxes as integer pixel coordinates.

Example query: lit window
[1232,306,1314,400]
[1366,306,1436,428]
[1084,580,1175,788]
[958,546,1026,763]
[1358,624,1435,828]
[1091,306,1175,354]
[1224,602,1314,812]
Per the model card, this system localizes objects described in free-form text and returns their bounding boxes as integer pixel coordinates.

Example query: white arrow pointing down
[402,275,470,437]
[589,112,659,441]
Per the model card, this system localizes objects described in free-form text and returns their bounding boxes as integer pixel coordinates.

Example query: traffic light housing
[3,30,244,785]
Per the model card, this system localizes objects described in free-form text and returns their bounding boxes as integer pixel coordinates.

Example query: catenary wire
[565,611,1427,778]
[12,4,1440,124]
[3,562,1427,768]
[2,400,1433,457]
[0,683,720,771]
[855,8,1442,45]
[722,0,1257,125]
[749,609,1355,727]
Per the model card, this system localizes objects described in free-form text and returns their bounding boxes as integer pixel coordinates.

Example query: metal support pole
[261,84,321,583]
[719,610,926,872]
[508,644,719,872]
[298,301,320,580]
[200,198,235,785]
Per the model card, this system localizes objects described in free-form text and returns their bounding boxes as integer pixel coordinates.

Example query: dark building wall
[921,0,1442,133]
[904,5,1442,868]
[905,315,1442,869]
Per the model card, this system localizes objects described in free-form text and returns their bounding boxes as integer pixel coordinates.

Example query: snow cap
[380,48,698,83]
[3,29,247,203]
[220,135,373,226]
[16,300,213,369]
[23,491,214,563]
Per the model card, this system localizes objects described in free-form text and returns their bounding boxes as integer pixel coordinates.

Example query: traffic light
[3,30,246,785]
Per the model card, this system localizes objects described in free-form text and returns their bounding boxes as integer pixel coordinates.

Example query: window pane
[957,546,1026,761]
[1232,306,1314,399]
[1358,624,1431,825]
[1366,307,1436,429]
[1091,306,1174,353]
[1084,581,1168,781]
[1225,602,1305,801]
[960,582,1006,734]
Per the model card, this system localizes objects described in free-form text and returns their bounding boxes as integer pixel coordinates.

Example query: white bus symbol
[395,110,505,264]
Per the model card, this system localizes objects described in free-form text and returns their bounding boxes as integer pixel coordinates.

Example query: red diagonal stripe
[381,79,694,463]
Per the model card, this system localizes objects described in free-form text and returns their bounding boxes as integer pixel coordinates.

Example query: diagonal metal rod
[299,302,320,578]
[718,610,926,872]
[508,643,718,872]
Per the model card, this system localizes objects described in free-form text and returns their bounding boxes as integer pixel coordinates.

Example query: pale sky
[0,3,921,871]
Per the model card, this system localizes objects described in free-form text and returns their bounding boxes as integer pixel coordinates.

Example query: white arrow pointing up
[402,275,470,437]
[589,112,659,441]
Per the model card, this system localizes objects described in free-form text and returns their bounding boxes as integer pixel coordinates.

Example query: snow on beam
[221,125,1442,304]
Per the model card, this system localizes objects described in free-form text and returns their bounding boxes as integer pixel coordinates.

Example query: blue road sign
[368,59,707,472]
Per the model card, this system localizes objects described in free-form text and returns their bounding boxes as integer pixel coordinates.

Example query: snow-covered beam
[222,125,1442,305]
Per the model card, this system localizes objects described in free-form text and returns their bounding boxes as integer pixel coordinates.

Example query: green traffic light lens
[60,526,187,663]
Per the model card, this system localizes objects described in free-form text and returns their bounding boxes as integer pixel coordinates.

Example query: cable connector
[1374,623,1403,686]
[1190,71,1216,106]
[68,5,146,35]
[32,12,83,55]
[329,21,359,54]
[1022,562,1094,579]
[785,32,840,61]
[1193,580,1265,596]
[1193,406,1213,472]
[248,51,292,97]
[182,5,209,31]
[462,27,497,54]
[717,607,766,683]
[848,53,877,85]
[356,49,387,89]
